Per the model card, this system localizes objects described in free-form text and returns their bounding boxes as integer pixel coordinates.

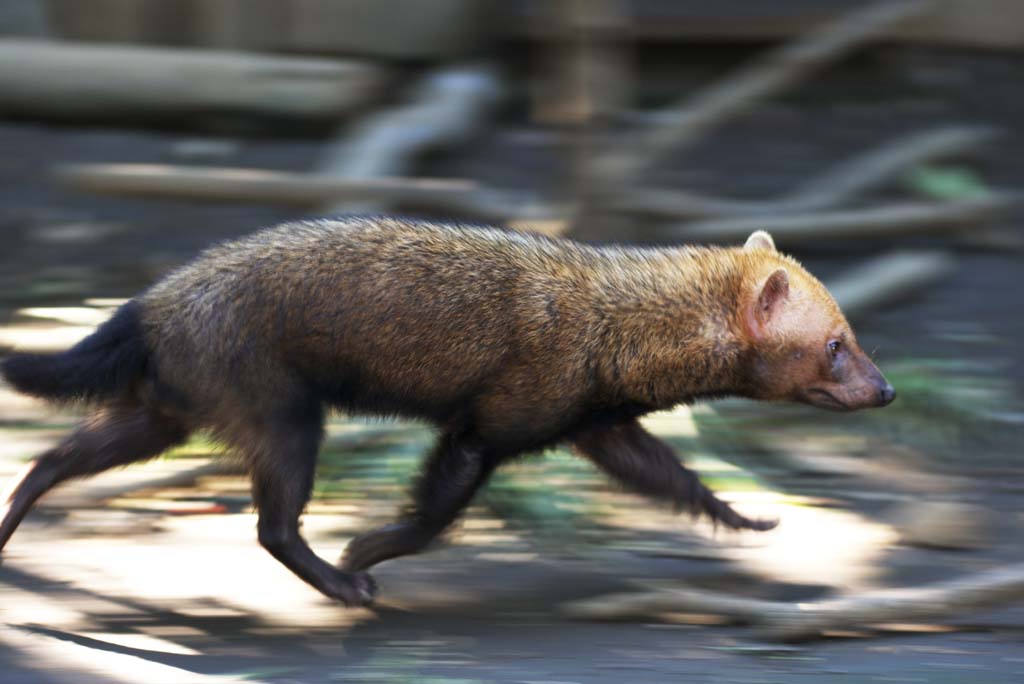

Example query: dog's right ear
[744,267,790,340]
[744,231,776,252]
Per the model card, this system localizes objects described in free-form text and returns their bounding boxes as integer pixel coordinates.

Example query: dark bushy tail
[1,301,149,403]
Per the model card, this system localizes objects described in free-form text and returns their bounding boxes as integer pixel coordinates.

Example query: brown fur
[0,217,893,605]
[140,218,852,441]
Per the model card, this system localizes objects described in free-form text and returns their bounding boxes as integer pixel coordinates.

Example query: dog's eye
[828,340,842,356]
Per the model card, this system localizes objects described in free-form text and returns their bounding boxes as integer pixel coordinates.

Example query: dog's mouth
[804,387,851,412]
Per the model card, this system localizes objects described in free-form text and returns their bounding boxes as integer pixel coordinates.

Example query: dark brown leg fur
[0,404,187,555]
[573,419,777,531]
[340,432,497,572]
[245,402,376,606]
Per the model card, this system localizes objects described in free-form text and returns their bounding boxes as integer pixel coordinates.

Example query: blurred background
[0,0,1023,682]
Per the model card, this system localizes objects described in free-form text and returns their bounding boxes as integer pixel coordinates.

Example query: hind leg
[341,432,497,572]
[244,403,376,606]
[0,404,187,554]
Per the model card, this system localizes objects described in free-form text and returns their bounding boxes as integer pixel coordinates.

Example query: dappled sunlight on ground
[0,302,119,352]
[598,488,897,589]
[4,513,369,629]
[710,492,898,590]
[0,322,102,353]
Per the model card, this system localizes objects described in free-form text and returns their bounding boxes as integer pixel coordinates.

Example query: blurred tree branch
[614,126,998,220]
[666,193,1017,243]
[563,562,1024,642]
[56,163,524,223]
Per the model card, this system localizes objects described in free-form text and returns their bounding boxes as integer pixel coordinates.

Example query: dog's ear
[744,231,776,252]
[745,268,790,340]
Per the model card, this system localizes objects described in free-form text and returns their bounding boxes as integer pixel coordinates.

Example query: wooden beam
[0,39,387,122]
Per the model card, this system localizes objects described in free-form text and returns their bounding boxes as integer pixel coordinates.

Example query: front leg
[572,419,776,531]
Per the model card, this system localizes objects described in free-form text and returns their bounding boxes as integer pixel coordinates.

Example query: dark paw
[718,506,779,532]
[744,516,780,532]
[330,570,379,607]
[340,522,429,573]
[699,490,779,532]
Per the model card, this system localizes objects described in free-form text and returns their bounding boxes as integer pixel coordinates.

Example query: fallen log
[56,162,535,223]
[562,562,1024,642]
[561,584,769,624]
[669,193,1016,244]
[599,0,930,179]
[56,163,482,207]
[0,39,387,122]
[616,125,998,219]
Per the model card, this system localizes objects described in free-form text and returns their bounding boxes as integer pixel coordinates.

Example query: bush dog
[0,217,894,605]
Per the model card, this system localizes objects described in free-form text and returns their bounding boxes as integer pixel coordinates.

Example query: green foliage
[855,358,1020,464]
[315,423,430,501]
[694,357,1021,474]
[481,447,600,537]
[163,433,223,459]
[904,164,991,201]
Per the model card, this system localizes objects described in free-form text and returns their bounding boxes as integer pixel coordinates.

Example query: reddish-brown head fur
[735,231,895,411]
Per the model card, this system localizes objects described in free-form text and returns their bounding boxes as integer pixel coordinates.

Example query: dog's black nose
[878,383,896,406]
